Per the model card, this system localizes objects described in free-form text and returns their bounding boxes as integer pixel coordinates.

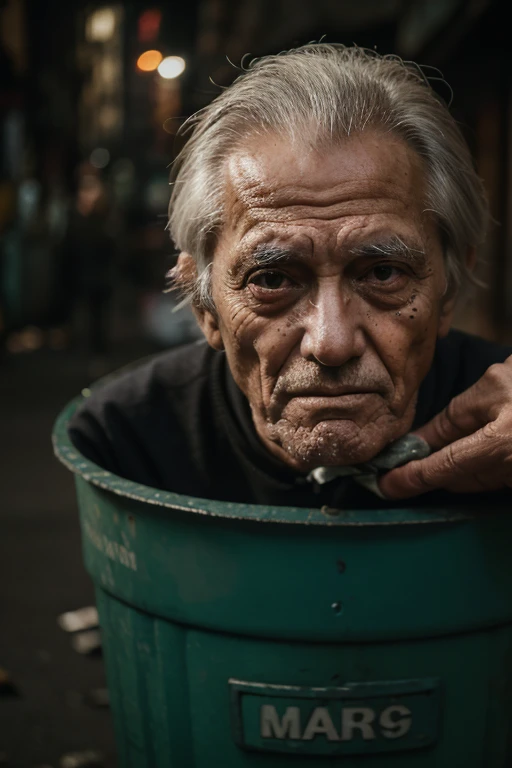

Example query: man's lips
[287,386,381,397]
[283,390,382,417]
[290,393,379,409]
[273,392,382,426]
[268,386,386,424]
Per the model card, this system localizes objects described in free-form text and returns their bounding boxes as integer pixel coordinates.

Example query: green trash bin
[53,392,512,767]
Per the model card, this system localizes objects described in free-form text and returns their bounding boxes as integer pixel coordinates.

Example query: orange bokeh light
[137,50,163,72]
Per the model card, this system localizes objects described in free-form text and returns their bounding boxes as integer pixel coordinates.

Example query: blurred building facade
[0,0,510,348]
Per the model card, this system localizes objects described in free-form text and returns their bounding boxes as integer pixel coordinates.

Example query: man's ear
[174,253,224,351]
[437,246,476,338]
[193,304,224,350]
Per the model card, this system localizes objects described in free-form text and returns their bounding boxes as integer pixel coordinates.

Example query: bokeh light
[86,8,116,43]
[137,9,162,43]
[157,56,186,80]
[137,49,163,72]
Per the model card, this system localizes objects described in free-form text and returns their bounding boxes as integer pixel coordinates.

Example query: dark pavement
[0,333,162,767]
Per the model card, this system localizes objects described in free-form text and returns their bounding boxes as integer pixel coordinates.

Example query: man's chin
[265,417,403,472]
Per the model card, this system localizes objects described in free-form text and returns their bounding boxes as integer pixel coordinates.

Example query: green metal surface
[53,391,512,766]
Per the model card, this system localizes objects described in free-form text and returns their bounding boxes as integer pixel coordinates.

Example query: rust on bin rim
[53,392,481,528]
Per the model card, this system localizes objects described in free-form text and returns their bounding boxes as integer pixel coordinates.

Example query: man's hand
[379,357,512,499]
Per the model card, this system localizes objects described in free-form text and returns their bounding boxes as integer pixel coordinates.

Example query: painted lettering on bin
[84,520,137,571]
[229,678,440,756]
[260,704,412,742]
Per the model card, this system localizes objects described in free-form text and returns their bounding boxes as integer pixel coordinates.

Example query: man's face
[197,130,454,471]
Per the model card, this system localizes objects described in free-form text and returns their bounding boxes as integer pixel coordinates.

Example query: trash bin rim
[53,392,486,527]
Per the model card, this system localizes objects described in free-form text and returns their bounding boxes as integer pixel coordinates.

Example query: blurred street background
[0,0,510,765]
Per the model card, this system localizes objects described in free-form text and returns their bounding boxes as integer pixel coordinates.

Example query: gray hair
[168,43,488,309]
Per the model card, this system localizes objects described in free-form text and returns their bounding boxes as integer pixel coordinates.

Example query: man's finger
[414,379,500,450]
[378,427,505,499]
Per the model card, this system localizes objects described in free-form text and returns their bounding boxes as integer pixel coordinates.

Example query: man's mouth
[277,391,384,425]
[289,392,380,414]
[290,386,379,397]
[268,372,390,423]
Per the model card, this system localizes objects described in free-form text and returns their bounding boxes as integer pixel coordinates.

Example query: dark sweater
[68,330,512,509]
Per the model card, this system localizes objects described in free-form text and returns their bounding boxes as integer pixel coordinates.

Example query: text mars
[261,703,412,742]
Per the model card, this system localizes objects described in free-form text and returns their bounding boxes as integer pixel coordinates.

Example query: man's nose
[300,283,366,367]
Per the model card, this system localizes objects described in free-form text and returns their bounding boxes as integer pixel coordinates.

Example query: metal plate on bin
[230,677,441,756]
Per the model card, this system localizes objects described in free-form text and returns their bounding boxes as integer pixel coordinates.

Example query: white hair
[168,43,488,308]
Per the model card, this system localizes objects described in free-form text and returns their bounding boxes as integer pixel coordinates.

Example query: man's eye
[372,265,398,281]
[248,271,290,290]
[365,264,406,284]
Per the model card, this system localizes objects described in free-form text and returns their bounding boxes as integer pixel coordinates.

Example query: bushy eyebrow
[229,245,294,278]
[229,236,428,279]
[349,236,427,267]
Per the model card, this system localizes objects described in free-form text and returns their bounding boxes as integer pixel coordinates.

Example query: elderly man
[69,43,512,509]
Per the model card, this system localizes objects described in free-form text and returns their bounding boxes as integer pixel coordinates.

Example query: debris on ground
[59,750,105,768]
[57,607,99,633]
[70,630,102,656]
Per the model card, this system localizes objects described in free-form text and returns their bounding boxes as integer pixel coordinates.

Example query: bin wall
[55,438,512,766]
[96,588,512,767]
[75,477,512,642]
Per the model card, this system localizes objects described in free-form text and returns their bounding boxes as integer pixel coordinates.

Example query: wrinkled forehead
[219,129,430,238]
